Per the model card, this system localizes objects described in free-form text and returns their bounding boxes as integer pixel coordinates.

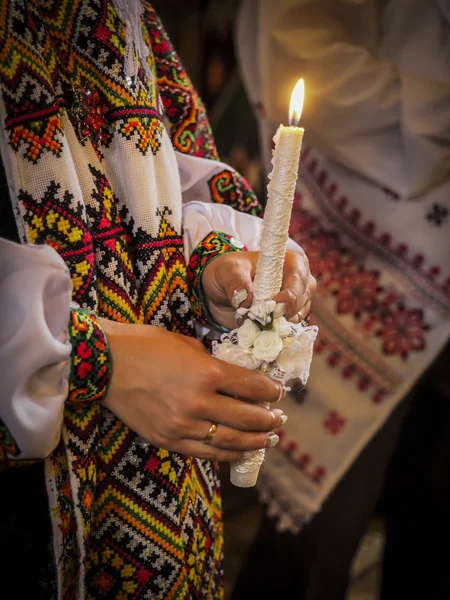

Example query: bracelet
[188,231,245,333]
[68,309,111,403]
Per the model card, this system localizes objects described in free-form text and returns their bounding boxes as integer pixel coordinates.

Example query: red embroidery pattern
[334,268,381,318]
[300,149,450,313]
[277,430,327,485]
[377,306,429,360]
[208,169,262,217]
[323,410,346,435]
[68,309,111,403]
[143,5,218,161]
[289,166,433,400]
[291,202,430,363]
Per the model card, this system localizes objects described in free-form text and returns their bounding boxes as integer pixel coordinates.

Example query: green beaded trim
[188,231,245,332]
[68,309,111,403]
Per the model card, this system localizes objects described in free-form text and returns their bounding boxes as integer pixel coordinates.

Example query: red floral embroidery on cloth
[68,309,111,403]
[334,269,381,318]
[300,148,450,310]
[289,194,431,401]
[277,430,328,485]
[323,410,346,435]
[290,152,438,403]
[376,306,429,360]
[260,146,448,524]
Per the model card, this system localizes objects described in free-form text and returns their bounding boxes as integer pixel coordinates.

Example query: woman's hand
[99,319,286,462]
[202,250,316,329]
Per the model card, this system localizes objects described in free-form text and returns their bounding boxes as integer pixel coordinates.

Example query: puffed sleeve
[0,238,72,462]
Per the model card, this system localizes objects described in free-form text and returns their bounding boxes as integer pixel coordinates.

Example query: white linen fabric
[0,238,72,459]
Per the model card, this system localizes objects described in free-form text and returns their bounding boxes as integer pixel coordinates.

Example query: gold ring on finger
[203,422,218,444]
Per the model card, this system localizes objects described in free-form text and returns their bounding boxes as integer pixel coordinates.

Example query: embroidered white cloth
[237,0,450,531]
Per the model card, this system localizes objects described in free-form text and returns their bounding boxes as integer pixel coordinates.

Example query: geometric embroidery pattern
[68,309,111,403]
[117,112,163,156]
[144,6,219,162]
[9,113,63,163]
[208,169,262,217]
[18,180,97,305]
[0,1,255,597]
[83,412,224,599]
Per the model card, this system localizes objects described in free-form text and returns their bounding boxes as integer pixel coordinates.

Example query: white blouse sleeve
[177,151,303,258]
[0,238,72,460]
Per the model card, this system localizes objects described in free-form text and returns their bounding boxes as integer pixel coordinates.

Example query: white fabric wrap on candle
[252,125,304,302]
[212,320,318,487]
[221,125,306,487]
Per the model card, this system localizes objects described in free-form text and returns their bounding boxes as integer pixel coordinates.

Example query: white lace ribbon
[212,303,318,487]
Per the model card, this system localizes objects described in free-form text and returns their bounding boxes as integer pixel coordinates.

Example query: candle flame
[289,78,304,127]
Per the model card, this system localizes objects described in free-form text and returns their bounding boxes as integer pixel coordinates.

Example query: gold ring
[297,309,309,327]
[203,422,218,444]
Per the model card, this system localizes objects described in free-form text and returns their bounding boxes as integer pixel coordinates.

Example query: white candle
[252,79,305,301]
[230,79,306,489]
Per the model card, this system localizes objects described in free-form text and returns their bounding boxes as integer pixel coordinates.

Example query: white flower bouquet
[212,299,318,487]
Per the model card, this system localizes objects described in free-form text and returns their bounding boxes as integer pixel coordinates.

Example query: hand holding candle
[212,79,318,488]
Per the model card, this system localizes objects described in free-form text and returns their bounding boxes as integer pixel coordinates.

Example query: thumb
[220,254,254,309]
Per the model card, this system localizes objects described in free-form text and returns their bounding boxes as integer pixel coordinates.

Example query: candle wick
[289,110,300,127]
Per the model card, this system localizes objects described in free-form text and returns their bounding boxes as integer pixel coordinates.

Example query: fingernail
[273,303,286,318]
[280,414,288,426]
[269,409,283,421]
[231,288,248,309]
[275,384,291,403]
[266,433,280,448]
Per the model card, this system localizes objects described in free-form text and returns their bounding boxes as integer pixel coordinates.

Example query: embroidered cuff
[0,421,24,469]
[188,231,245,332]
[68,309,111,403]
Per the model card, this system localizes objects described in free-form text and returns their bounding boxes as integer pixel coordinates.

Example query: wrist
[188,231,245,332]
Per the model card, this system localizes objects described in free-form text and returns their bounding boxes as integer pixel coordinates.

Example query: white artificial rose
[214,342,262,370]
[248,300,276,326]
[252,330,283,362]
[237,319,261,348]
[273,316,292,338]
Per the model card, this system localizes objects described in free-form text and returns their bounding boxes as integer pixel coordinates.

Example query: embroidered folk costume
[0,2,264,597]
